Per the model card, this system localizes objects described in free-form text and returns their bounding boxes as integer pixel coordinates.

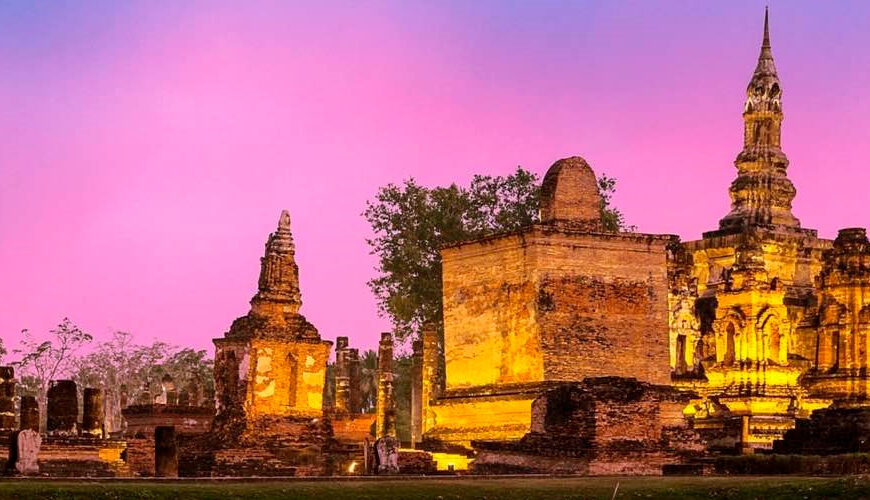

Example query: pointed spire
[754,7,777,78]
[252,209,302,313]
[715,6,799,233]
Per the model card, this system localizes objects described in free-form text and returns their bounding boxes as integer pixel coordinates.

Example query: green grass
[0,476,868,500]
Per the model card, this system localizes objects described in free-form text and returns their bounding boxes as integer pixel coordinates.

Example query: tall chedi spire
[251,210,303,317]
[224,209,320,339]
[718,8,801,231]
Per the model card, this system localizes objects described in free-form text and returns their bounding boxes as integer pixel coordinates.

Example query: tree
[72,335,214,434]
[364,167,628,344]
[598,174,634,233]
[13,318,93,430]
[358,350,378,413]
[155,347,215,402]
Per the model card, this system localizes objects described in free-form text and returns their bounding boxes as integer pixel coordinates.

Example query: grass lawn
[0,476,868,500]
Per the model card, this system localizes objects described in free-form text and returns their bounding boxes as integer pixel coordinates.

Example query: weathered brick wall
[441,227,672,390]
[37,437,129,477]
[442,233,544,389]
[533,230,672,385]
[471,378,706,475]
[214,338,329,423]
[332,413,375,443]
[122,404,214,438]
[125,437,155,476]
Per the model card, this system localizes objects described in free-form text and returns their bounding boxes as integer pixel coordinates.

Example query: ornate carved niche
[757,309,786,365]
[817,301,846,372]
[670,300,701,375]
[715,309,746,366]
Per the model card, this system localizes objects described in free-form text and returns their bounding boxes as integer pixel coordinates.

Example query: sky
[2,1,870,356]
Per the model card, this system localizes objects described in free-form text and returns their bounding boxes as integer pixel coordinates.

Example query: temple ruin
[6,8,870,479]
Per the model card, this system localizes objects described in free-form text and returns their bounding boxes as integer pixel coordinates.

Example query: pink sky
[2,1,870,356]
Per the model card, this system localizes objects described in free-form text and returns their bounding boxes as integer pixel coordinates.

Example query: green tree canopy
[364,166,629,343]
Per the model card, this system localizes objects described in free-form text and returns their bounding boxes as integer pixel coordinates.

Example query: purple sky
[2,1,870,356]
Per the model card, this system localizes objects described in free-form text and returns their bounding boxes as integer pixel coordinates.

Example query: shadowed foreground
[0,476,868,500]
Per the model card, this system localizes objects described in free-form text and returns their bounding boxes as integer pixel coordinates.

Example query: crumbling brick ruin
[472,378,705,475]
[180,210,336,477]
[416,10,870,471]
[421,155,674,460]
[0,367,14,433]
[1,371,129,477]
[329,335,376,475]
[8,9,870,479]
[665,11,870,454]
[121,399,214,477]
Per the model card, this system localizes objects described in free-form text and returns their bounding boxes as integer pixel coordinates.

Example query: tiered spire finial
[251,209,302,314]
[716,8,800,232]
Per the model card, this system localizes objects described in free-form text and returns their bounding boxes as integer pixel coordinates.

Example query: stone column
[19,396,39,432]
[0,366,16,432]
[376,332,396,439]
[347,348,361,414]
[334,336,351,413]
[47,380,78,436]
[335,336,349,352]
[411,339,423,448]
[421,323,441,436]
[82,388,104,438]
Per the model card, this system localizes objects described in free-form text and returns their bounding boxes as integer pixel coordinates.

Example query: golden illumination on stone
[426,157,673,451]
[213,210,332,434]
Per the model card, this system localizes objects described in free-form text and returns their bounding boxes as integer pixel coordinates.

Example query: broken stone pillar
[376,332,396,439]
[154,426,179,477]
[46,380,78,436]
[347,348,361,413]
[19,396,39,432]
[82,388,104,438]
[9,429,41,475]
[411,339,423,448]
[375,435,399,475]
[120,384,129,409]
[421,323,441,436]
[0,366,15,432]
[335,336,351,413]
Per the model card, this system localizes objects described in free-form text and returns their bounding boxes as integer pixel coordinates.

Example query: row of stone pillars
[334,336,362,414]
[0,366,105,437]
[373,324,444,447]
